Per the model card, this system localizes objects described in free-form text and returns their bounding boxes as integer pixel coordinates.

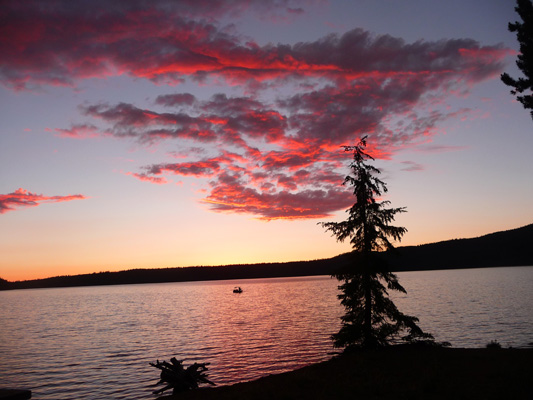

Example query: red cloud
[202,172,353,220]
[129,148,355,220]
[15,1,512,220]
[0,188,86,214]
[70,85,494,219]
[1,2,509,90]
[262,147,324,171]
[0,1,312,90]
[76,94,288,149]
[81,102,219,143]
[59,77,496,219]
[126,172,169,184]
[54,124,101,139]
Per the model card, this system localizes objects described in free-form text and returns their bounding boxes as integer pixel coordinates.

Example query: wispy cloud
[125,172,169,185]
[399,161,424,172]
[54,124,101,139]
[413,144,469,153]
[0,188,86,214]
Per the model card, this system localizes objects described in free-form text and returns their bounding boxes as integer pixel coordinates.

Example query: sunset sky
[1,0,532,281]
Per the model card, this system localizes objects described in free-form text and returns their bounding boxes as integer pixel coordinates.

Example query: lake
[1,266,532,399]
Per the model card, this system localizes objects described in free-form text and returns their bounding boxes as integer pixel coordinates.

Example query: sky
[1,0,532,282]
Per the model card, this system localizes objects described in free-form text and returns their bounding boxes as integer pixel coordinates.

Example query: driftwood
[150,357,215,395]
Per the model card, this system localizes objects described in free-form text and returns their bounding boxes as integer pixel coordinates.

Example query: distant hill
[388,222,533,271]
[0,259,338,291]
[1,223,532,291]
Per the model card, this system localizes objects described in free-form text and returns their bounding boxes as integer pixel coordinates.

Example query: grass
[160,347,532,399]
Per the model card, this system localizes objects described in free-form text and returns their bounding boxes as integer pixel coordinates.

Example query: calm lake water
[1,267,532,399]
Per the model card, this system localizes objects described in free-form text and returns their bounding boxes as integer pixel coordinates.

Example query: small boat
[233,286,243,293]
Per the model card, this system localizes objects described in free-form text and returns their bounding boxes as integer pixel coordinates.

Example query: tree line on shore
[1,211,532,292]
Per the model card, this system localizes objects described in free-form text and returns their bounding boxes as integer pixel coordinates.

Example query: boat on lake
[233,286,243,293]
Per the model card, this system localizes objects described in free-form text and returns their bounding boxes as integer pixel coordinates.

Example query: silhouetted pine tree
[501,0,533,120]
[321,136,433,349]
[0,277,11,290]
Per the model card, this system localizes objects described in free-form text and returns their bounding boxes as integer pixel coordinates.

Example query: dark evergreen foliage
[321,136,433,349]
[0,277,9,289]
[501,0,533,120]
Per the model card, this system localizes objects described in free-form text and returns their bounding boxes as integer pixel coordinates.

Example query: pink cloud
[0,1,313,90]
[202,172,353,220]
[1,2,509,90]
[0,188,86,214]
[75,95,289,151]
[126,172,169,184]
[54,124,101,139]
[69,83,496,219]
[9,1,511,220]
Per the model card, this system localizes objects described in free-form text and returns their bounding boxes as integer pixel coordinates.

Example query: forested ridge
[2,223,532,291]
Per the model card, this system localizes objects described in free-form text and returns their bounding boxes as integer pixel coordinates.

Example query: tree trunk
[363,271,372,347]
[361,201,373,347]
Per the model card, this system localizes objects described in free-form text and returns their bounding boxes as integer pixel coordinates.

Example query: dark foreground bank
[161,347,532,400]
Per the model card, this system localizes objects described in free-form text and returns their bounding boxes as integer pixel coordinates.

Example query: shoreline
[4,222,533,289]
[161,347,532,399]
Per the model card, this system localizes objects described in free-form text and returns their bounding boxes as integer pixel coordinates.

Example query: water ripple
[1,269,532,399]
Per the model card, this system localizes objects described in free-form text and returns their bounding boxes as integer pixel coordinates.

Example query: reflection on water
[0,276,342,400]
[0,267,532,400]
